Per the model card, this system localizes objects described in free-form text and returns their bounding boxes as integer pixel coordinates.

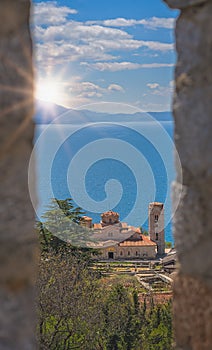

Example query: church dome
[101,210,120,226]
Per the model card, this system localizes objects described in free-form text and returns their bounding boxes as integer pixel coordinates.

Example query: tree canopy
[37,249,173,349]
[36,198,93,252]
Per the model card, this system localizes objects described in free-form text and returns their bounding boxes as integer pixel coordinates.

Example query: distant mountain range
[34,100,173,125]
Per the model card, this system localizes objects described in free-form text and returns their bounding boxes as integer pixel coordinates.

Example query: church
[81,202,165,260]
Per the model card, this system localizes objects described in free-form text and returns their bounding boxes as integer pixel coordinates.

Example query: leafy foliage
[36,198,173,349]
[37,250,173,350]
[36,198,94,252]
[140,227,149,236]
[165,242,172,249]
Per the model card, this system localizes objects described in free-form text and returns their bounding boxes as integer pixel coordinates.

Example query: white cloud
[82,61,174,72]
[35,21,173,60]
[64,80,125,104]
[136,102,171,112]
[35,41,116,68]
[83,62,141,71]
[151,86,172,96]
[69,81,104,99]
[147,83,160,89]
[138,17,175,30]
[86,17,175,30]
[36,22,130,42]
[87,18,138,27]
[147,81,174,97]
[169,80,175,88]
[33,2,175,111]
[33,2,174,68]
[94,39,173,52]
[33,1,77,26]
[35,24,173,67]
[108,84,125,92]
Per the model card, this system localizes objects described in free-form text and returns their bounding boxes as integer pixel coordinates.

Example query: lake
[33,107,176,243]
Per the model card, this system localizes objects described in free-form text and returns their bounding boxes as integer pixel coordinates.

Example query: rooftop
[149,202,164,208]
[101,210,119,217]
[81,216,92,221]
[119,234,156,247]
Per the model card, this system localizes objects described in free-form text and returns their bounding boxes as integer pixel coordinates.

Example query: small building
[162,248,177,273]
[81,205,165,260]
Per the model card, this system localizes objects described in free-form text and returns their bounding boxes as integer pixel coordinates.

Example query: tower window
[136,251,138,256]
[120,251,123,256]
[156,232,159,240]
[128,251,130,256]
[155,215,159,222]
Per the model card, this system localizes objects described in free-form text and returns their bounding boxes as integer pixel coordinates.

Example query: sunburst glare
[35,78,64,105]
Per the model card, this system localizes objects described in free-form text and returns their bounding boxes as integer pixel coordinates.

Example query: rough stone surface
[173,181,212,282]
[164,0,212,348]
[164,0,208,9]
[0,1,37,349]
[173,274,212,350]
[172,0,212,283]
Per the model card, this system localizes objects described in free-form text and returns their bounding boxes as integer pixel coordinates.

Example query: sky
[32,0,178,112]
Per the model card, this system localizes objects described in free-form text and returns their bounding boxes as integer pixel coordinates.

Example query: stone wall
[116,246,156,260]
[0,1,37,349]
[99,245,156,260]
[164,0,212,349]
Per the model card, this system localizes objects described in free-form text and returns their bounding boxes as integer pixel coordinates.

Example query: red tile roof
[81,216,92,221]
[129,226,141,233]
[149,202,164,207]
[93,223,102,229]
[119,234,156,247]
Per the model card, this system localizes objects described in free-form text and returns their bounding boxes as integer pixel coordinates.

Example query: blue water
[35,120,175,243]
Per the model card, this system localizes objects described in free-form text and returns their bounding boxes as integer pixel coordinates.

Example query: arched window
[155,215,159,222]
[128,251,130,256]
[136,251,138,256]
[156,232,159,240]
[120,251,123,256]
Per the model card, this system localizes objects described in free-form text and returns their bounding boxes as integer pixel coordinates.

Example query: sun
[35,78,63,104]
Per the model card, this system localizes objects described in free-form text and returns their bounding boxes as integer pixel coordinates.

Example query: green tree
[37,250,173,350]
[165,242,172,249]
[37,198,93,251]
[54,198,85,224]
[140,227,149,236]
[142,301,173,350]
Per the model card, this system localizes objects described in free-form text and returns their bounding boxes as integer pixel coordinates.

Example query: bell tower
[148,202,165,255]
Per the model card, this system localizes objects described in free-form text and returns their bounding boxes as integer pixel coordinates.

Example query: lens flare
[35,78,61,104]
